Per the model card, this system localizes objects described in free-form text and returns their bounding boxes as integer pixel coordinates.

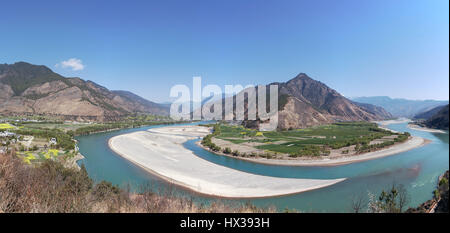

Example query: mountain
[414,104,448,120]
[351,102,393,119]
[0,62,169,121]
[274,74,390,129]
[112,90,170,116]
[199,73,391,129]
[423,104,449,130]
[351,96,449,118]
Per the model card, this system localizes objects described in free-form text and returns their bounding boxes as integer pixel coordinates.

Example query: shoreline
[72,153,85,170]
[373,118,411,126]
[108,138,344,199]
[73,120,196,136]
[195,136,430,167]
[62,152,85,170]
[107,126,346,198]
[407,124,447,134]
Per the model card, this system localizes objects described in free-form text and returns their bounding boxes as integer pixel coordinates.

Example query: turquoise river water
[76,122,449,212]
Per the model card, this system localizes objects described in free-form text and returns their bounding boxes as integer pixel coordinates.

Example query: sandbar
[109,125,345,198]
[407,124,447,134]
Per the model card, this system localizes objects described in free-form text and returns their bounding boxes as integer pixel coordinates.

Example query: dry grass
[0,152,276,213]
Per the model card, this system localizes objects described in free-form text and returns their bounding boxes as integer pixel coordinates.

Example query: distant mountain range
[351,96,448,118]
[421,104,449,130]
[350,102,393,120]
[4,62,435,128]
[0,62,169,121]
[199,73,392,129]
[274,74,392,129]
[413,104,448,120]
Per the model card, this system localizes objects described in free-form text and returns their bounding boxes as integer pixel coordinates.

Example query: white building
[0,131,16,137]
[49,138,57,145]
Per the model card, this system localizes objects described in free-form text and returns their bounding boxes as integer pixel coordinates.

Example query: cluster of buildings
[0,131,16,155]
[0,119,59,155]
[0,131,16,137]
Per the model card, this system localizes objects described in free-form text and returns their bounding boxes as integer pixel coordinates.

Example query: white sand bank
[109,126,345,198]
[373,118,411,126]
[407,124,447,134]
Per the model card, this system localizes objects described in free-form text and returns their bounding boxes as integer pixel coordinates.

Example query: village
[0,119,83,169]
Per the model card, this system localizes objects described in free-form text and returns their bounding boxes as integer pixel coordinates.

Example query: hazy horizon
[2,0,448,103]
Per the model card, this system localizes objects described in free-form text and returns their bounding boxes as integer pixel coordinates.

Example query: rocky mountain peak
[226,73,392,129]
[0,62,169,121]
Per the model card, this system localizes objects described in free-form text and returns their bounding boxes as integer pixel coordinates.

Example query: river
[76,121,449,212]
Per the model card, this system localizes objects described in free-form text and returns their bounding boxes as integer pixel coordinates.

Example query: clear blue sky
[1,0,448,102]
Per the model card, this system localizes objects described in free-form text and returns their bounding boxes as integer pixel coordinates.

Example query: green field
[210,122,404,156]
[20,149,63,164]
[20,122,96,131]
[0,123,15,130]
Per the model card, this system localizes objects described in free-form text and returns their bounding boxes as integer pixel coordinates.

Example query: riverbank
[374,118,411,126]
[407,170,449,213]
[196,136,429,166]
[74,120,195,136]
[407,124,447,134]
[66,153,84,170]
[108,125,345,198]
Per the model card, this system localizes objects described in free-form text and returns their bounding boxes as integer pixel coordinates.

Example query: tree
[232,150,239,156]
[351,193,366,213]
[66,130,74,137]
[397,184,409,212]
[368,183,409,213]
[19,144,25,152]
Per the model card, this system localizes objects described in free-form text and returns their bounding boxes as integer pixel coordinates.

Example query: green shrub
[439,178,448,186]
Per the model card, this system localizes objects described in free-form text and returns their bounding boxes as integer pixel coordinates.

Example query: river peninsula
[196,136,427,166]
[198,120,429,166]
[108,125,345,198]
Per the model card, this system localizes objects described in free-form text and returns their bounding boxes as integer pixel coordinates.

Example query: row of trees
[328,132,393,149]
[288,131,410,157]
[201,125,278,159]
[201,124,222,152]
[325,126,396,149]
[355,132,410,153]
[74,120,185,136]
[289,145,330,157]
